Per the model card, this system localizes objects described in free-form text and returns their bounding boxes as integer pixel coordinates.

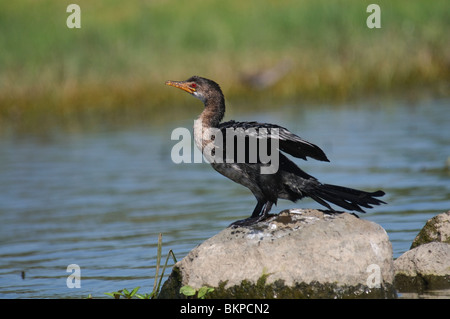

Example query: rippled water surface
[0,98,449,298]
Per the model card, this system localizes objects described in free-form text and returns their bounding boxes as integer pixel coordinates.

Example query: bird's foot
[228,217,259,228]
[228,213,271,228]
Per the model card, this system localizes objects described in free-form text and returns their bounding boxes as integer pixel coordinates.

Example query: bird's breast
[193,118,207,151]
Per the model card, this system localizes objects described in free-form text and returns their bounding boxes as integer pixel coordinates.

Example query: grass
[0,0,449,132]
[101,233,177,299]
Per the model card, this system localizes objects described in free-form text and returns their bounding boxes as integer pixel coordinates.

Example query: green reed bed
[0,0,449,132]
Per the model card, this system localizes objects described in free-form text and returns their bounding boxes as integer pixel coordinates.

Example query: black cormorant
[166,76,385,226]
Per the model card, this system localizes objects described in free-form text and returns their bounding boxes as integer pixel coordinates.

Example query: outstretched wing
[217,121,329,162]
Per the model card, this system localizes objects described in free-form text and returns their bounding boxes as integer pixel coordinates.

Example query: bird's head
[165,76,223,104]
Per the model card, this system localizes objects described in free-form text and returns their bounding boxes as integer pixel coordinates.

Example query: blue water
[0,97,449,298]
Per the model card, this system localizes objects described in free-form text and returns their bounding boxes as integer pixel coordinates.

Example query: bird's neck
[199,95,225,128]
[193,94,225,151]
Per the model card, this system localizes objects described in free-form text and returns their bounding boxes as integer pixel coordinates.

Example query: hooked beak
[165,80,196,94]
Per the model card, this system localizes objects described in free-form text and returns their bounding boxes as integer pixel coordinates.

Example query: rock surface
[394,211,450,292]
[159,209,396,298]
[410,211,450,249]
[394,242,450,291]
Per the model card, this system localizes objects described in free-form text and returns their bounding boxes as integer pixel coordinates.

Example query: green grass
[100,233,177,299]
[0,0,449,132]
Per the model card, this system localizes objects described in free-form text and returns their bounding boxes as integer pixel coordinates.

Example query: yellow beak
[165,80,196,94]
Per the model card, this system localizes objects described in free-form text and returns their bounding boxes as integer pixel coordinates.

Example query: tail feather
[309,183,386,213]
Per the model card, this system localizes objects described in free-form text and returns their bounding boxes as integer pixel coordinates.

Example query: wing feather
[217,121,329,162]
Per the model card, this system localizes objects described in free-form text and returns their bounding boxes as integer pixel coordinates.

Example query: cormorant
[166,76,385,226]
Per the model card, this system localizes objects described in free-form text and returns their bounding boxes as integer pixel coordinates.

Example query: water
[0,98,449,298]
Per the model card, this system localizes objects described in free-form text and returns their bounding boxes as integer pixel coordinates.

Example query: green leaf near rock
[179,285,196,296]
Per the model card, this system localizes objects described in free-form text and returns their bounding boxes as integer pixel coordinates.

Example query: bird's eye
[190,83,197,88]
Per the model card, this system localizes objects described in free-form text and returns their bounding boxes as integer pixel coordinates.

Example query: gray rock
[411,211,450,249]
[159,209,396,299]
[394,242,450,291]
